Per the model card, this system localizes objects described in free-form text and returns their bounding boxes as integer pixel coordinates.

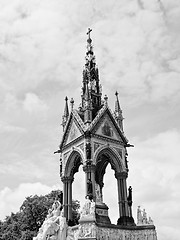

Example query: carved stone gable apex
[60,111,85,149]
[89,107,128,143]
[88,104,107,131]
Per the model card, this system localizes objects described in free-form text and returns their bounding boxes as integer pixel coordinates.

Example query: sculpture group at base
[34,200,157,240]
[33,200,67,240]
[137,206,154,225]
[80,196,95,218]
[34,197,96,240]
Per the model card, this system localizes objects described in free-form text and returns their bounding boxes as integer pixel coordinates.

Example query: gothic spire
[81,28,102,121]
[115,91,121,112]
[62,96,69,131]
[115,91,124,131]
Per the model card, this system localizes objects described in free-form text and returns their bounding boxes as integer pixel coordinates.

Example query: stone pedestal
[95,203,111,225]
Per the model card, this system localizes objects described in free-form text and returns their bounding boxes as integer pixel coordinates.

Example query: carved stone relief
[96,227,157,240]
[78,223,96,239]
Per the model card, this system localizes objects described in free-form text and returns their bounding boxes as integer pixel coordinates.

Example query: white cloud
[23,92,48,113]
[0,182,62,221]
[127,129,180,240]
[0,120,26,133]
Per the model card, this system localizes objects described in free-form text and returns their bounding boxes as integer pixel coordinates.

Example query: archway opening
[72,165,85,210]
[95,148,122,224]
[103,164,118,224]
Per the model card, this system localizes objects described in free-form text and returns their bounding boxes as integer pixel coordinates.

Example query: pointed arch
[94,145,124,187]
[64,148,84,177]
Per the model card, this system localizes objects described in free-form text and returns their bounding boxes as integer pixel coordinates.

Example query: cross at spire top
[87,28,92,38]
[87,28,92,44]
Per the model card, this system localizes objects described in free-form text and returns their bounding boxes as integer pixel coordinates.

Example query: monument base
[68,222,158,240]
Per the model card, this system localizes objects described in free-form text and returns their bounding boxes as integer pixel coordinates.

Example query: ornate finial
[70,98,74,110]
[115,91,121,112]
[61,96,69,131]
[104,95,108,105]
[64,96,69,116]
[114,91,124,131]
[87,28,92,43]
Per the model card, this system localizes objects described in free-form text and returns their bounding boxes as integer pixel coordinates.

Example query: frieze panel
[65,223,157,240]
[96,227,157,240]
[78,223,97,239]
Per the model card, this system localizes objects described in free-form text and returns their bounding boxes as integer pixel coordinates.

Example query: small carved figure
[127,186,132,206]
[87,179,93,199]
[91,223,96,238]
[81,196,91,216]
[86,142,91,159]
[90,199,95,215]
[95,183,102,203]
[137,206,142,225]
[148,216,154,225]
[142,209,148,224]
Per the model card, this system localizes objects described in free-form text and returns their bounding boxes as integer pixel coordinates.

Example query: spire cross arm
[87,28,92,39]
[54,150,60,154]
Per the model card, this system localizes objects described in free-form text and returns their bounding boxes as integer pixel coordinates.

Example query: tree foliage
[0,190,80,240]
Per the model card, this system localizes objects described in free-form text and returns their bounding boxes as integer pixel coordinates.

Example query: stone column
[83,164,96,200]
[115,172,129,225]
[61,176,68,219]
[67,176,74,221]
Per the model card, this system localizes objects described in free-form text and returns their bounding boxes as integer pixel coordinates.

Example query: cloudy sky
[0,0,180,239]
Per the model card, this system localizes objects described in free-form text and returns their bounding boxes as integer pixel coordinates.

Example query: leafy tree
[0,190,80,240]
